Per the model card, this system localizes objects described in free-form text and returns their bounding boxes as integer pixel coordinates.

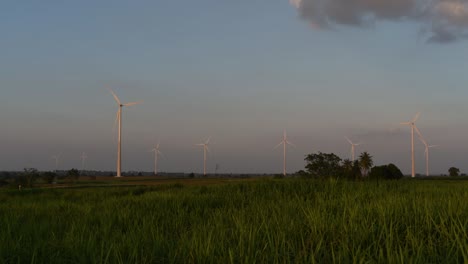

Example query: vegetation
[358,151,373,177]
[304,151,378,180]
[0,179,467,263]
[304,152,342,178]
[67,168,80,183]
[41,171,57,184]
[15,168,40,188]
[449,167,461,177]
[370,164,404,180]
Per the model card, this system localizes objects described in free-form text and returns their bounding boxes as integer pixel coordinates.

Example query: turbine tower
[196,138,210,176]
[150,142,162,176]
[417,137,438,177]
[401,112,421,178]
[108,88,143,177]
[81,152,88,172]
[345,137,362,162]
[275,130,294,176]
[51,154,61,172]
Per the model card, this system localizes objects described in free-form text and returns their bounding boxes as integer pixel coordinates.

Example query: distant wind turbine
[275,130,295,176]
[345,137,362,162]
[196,137,211,176]
[108,88,143,177]
[418,136,438,177]
[401,112,421,178]
[51,154,61,172]
[81,152,88,172]
[150,141,162,176]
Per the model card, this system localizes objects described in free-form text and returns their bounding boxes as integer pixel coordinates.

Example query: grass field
[0,178,467,263]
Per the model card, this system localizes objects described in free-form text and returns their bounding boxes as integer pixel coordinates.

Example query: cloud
[290,0,468,43]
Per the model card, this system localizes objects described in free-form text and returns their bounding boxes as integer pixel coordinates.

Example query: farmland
[0,178,467,263]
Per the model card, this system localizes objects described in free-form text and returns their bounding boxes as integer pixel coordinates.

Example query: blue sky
[1,1,468,175]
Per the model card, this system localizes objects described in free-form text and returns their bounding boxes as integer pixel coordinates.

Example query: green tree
[387,164,404,179]
[341,159,353,179]
[305,152,342,178]
[67,168,80,182]
[448,167,460,177]
[42,171,57,184]
[16,168,39,188]
[359,152,373,177]
[351,160,362,180]
[369,164,403,180]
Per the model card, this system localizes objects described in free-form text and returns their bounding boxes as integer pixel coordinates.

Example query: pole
[154,151,158,176]
[426,148,429,177]
[204,146,207,176]
[283,141,286,176]
[411,125,415,178]
[117,106,122,177]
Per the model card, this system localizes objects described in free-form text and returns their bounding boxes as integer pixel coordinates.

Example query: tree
[16,168,39,188]
[340,159,353,179]
[448,167,460,177]
[67,168,80,182]
[359,152,373,177]
[386,164,404,179]
[42,171,57,184]
[369,163,403,180]
[351,160,362,180]
[305,152,342,178]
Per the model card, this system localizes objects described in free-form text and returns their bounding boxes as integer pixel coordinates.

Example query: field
[0,178,467,263]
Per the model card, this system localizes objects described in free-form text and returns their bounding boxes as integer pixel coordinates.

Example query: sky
[1,0,468,175]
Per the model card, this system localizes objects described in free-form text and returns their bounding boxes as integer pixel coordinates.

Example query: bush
[16,168,40,188]
[369,164,403,180]
[305,152,342,178]
[67,169,80,182]
[448,167,460,177]
[42,171,57,184]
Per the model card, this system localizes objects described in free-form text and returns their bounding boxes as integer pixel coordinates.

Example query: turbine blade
[286,141,295,148]
[274,142,283,149]
[418,136,427,146]
[108,88,121,105]
[345,136,353,145]
[414,125,424,139]
[123,101,143,107]
[205,137,211,144]
[412,112,421,123]
[429,145,438,148]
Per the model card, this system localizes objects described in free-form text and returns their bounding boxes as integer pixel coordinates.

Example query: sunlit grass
[0,179,467,263]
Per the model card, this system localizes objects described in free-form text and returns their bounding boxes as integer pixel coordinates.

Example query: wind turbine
[345,137,362,162]
[51,154,61,172]
[418,137,438,177]
[401,112,421,178]
[150,142,162,176]
[196,138,210,176]
[108,88,143,177]
[274,130,295,176]
[81,152,88,173]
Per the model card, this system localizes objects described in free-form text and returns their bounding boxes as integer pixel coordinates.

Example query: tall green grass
[0,179,467,263]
